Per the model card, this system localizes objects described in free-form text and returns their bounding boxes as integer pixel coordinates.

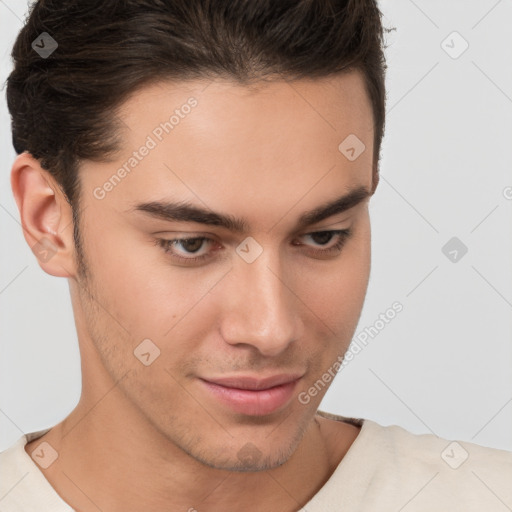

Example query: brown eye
[156,236,215,264]
[179,238,206,253]
[295,229,352,256]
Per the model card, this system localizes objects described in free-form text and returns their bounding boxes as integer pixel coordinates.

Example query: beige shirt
[1,412,511,511]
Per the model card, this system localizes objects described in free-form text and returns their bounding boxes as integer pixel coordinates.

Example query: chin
[193,445,293,473]
[172,426,302,472]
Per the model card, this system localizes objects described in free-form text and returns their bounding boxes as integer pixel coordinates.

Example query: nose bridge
[221,244,302,356]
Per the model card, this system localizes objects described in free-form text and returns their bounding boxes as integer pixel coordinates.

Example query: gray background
[1,0,511,452]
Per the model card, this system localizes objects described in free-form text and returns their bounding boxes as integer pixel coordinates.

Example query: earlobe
[10,152,77,278]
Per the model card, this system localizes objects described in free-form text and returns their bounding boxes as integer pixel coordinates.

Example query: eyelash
[154,229,353,265]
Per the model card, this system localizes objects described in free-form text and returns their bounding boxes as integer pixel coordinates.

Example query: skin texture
[13,69,375,511]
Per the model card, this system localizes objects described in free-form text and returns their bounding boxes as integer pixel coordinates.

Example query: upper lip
[201,373,303,391]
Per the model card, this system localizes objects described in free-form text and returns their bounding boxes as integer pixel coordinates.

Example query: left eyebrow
[127,185,371,234]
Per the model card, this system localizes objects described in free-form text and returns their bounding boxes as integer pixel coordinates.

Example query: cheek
[297,222,371,332]
[84,227,228,362]
[294,225,371,385]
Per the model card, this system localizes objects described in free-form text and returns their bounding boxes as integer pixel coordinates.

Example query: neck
[25,386,351,512]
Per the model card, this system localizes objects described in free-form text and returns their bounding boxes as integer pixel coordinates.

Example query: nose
[219,247,303,357]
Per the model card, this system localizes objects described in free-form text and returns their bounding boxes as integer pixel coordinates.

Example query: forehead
[118,71,374,149]
[84,72,374,231]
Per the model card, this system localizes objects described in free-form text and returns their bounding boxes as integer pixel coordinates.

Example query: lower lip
[200,379,299,416]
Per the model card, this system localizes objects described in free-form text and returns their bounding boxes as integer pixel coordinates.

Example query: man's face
[72,70,375,471]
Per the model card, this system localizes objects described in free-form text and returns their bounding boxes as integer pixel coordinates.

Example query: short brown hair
[6,0,388,226]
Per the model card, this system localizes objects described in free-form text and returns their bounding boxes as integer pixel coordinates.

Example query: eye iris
[181,238,204,253]
[311,232,332,245]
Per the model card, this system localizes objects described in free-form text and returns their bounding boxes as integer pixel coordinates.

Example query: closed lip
[200,373,304,390]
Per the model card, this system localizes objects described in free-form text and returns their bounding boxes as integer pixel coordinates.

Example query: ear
[10,152,78,278]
